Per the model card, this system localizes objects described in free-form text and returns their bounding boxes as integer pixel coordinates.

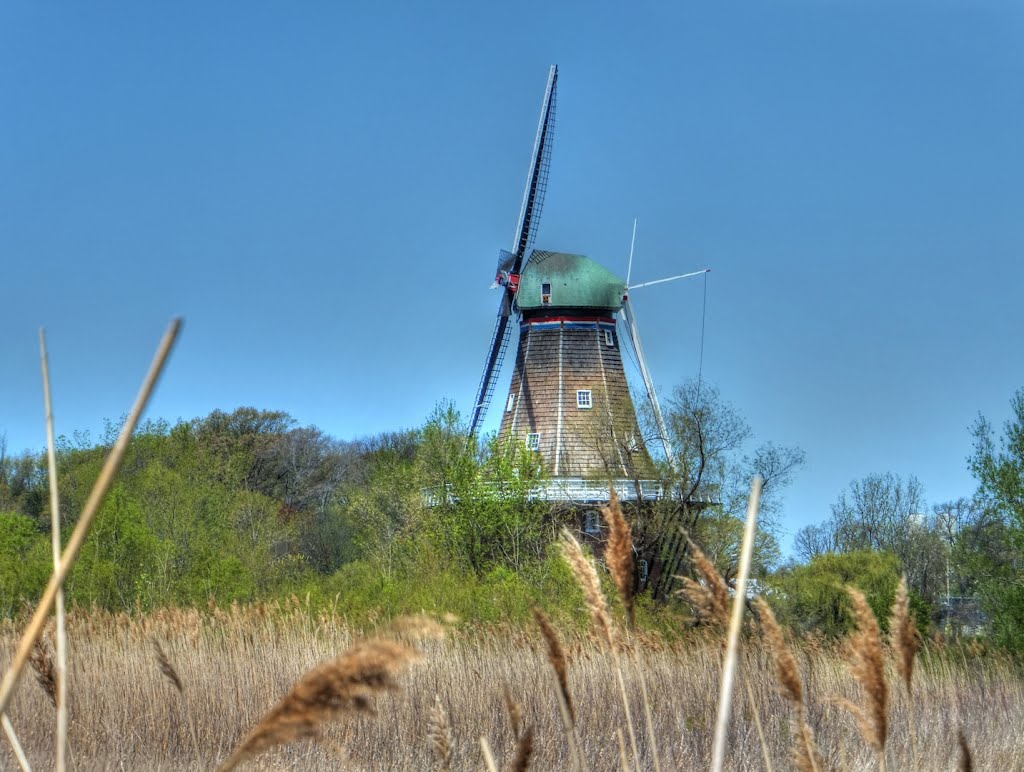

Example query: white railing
[425,478,720,506]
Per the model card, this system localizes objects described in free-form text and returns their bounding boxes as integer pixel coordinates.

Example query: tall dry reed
[532,609,573,725]
[1,604,1020,770]
[602,489,636,627]
[427,694,453,770]
[756,598,823,772]
[838,588,889,771]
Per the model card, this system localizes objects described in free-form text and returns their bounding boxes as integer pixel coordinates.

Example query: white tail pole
[620,297,677,472]
[628,268,709,290]
[626,218,638,287]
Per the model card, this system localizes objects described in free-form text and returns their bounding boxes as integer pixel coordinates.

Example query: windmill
[469,65,707,502]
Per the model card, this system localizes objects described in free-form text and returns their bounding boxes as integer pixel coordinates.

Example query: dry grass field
[2,602,1022,771]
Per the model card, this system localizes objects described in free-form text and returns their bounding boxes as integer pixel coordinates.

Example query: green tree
[0,512,50,615]
[798,473,948,603]
[67,485,166,610]
[634,380,804,596]
[770,550,924,636]
[968,389,1024,650]
[416,403,558,575]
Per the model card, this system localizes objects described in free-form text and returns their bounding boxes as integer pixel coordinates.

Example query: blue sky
[2,2,1022,552]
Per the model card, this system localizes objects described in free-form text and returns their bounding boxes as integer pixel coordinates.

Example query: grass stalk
[756,597,822,772]
[710,475,763,772]
[560,529,640,771]
[480,736,499,772]
[604,492,661,772]
[0,319,182,717]
[743,674,773,772]
[610,650,642,772]
[153,639,202,770]
[636,665,662,772]
[39,329,68,772]
[615,728,629,771]
[550,659,584,771]
[2,714,32,772]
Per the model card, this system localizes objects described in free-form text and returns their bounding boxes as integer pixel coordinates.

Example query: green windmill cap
[517,250,626,311]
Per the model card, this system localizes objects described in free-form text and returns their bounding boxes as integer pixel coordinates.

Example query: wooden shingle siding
[498,316,656,479]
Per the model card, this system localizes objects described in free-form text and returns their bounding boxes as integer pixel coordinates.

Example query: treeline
[0,379,805,630]
[0,404,591,625]
[3,383,1021,650]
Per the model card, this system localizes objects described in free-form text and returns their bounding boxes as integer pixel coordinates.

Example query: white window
[577,390,593,409]
[604,329,614,347]
[541,282,551,305]
[505,394,515,413]
[526,432,541,451]
[583,510,602,535]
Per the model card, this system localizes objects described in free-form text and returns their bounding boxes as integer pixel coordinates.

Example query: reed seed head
[532,608,574,724]
[755,598,802,705]
[793,717,825,772]
[602,488,636,627]
[29,636,57,708]
[216,638,419,771]
[510,725,534,772]
[153,639,183,693]
[677,541,731,629]
[385,614,448,642]
[427,693,453,771]
[503,683,523,739]
[889,576,920,695]
[958,729,973,772]
[842,587,888,755]
[559,528,614,651]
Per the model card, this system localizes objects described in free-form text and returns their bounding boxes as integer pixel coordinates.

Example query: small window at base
[526,432,541,451]
[577,390,592,409]
[638,559,650,584]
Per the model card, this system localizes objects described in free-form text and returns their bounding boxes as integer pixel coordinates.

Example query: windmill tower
[469,66,703,502]
[497,250,654,481]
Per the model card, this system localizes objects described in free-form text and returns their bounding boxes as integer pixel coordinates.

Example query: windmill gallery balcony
[424,478,719,508]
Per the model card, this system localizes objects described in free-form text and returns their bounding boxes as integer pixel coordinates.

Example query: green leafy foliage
[0,512,50,615]
[0,393,797,636]
[770,550,929,637]
[0,404,578,625]
[968,389,1024,651]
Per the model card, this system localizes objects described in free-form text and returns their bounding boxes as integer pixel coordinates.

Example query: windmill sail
[620,296,677,472]
[469,65,558,439]
[511,65,558,264]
